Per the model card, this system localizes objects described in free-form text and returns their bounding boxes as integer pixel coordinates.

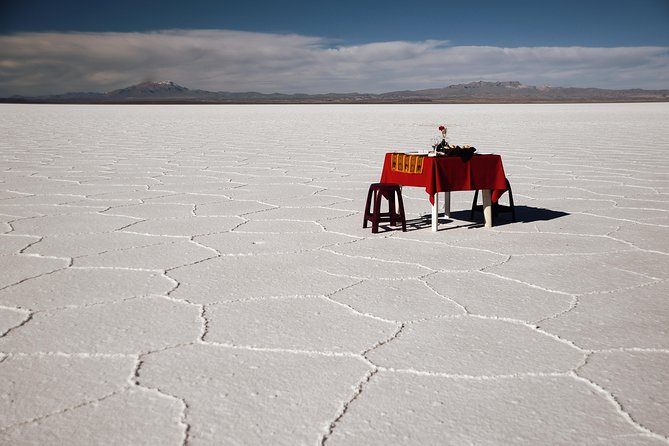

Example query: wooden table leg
[482,189,493,228]
[443,191,451,218]
[431,192,439,231]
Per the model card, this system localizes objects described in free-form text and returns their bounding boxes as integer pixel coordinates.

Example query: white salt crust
[1,103,668,445]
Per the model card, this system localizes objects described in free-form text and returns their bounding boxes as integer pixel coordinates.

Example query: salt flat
[1,103,668,445]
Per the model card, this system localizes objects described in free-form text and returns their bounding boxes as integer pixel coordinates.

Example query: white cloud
[1,29,667,96]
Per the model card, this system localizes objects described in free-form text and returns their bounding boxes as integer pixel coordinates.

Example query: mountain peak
[137,80,184,88]
[449,81,529,89]
[107,80,189,98]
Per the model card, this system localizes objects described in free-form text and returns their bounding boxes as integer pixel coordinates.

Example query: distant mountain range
[3,80,668,104]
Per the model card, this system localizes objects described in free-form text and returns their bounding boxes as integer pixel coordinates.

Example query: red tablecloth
[380,153,508,204]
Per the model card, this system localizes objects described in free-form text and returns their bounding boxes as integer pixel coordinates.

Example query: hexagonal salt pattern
[539,281,669,350]
[205,296,398,353]
[326,372,667,445]
[579,350,669,437]
[0,388,186,445]
[0,268,174,310]
[366,316,584,375]
[0,255,69,289]
[137,344,373,445]
[2,104,668,443]
[0,297,203,354]
[0,307,29,336]
[0,234,40,255]
[10,213,138,236]
[425,270,575,322]
[329,278,465,322]
[0,355,136,428]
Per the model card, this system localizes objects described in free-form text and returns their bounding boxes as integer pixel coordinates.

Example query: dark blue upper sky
[2,0,668,47]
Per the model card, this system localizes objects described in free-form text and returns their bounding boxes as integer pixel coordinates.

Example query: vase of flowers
[439,125,448,142]
[431,124,477,160]
[432,124,451,153]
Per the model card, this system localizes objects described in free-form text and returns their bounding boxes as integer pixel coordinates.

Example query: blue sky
[1,0,668,95]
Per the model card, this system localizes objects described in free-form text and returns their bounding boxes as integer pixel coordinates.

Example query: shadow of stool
[363,183,407,233]
[471,178,516,222]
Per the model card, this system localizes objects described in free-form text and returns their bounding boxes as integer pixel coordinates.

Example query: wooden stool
[471,178,516,222]
[363,183,407,233]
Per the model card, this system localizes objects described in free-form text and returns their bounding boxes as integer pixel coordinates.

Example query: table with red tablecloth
[379,153,508,229]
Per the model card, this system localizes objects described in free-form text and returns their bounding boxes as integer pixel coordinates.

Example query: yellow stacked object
[391,153,425,174]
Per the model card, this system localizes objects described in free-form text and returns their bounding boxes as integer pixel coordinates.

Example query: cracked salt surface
[1,103,668,444]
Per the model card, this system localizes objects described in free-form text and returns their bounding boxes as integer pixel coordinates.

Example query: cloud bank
[1,29,668,96]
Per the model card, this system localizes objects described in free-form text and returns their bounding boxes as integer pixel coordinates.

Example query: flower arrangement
[432,124,450,151]
[431,124,477,159]
[438,125,447,140]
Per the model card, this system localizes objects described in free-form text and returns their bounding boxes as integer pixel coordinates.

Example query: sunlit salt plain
[1,103,668,444]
